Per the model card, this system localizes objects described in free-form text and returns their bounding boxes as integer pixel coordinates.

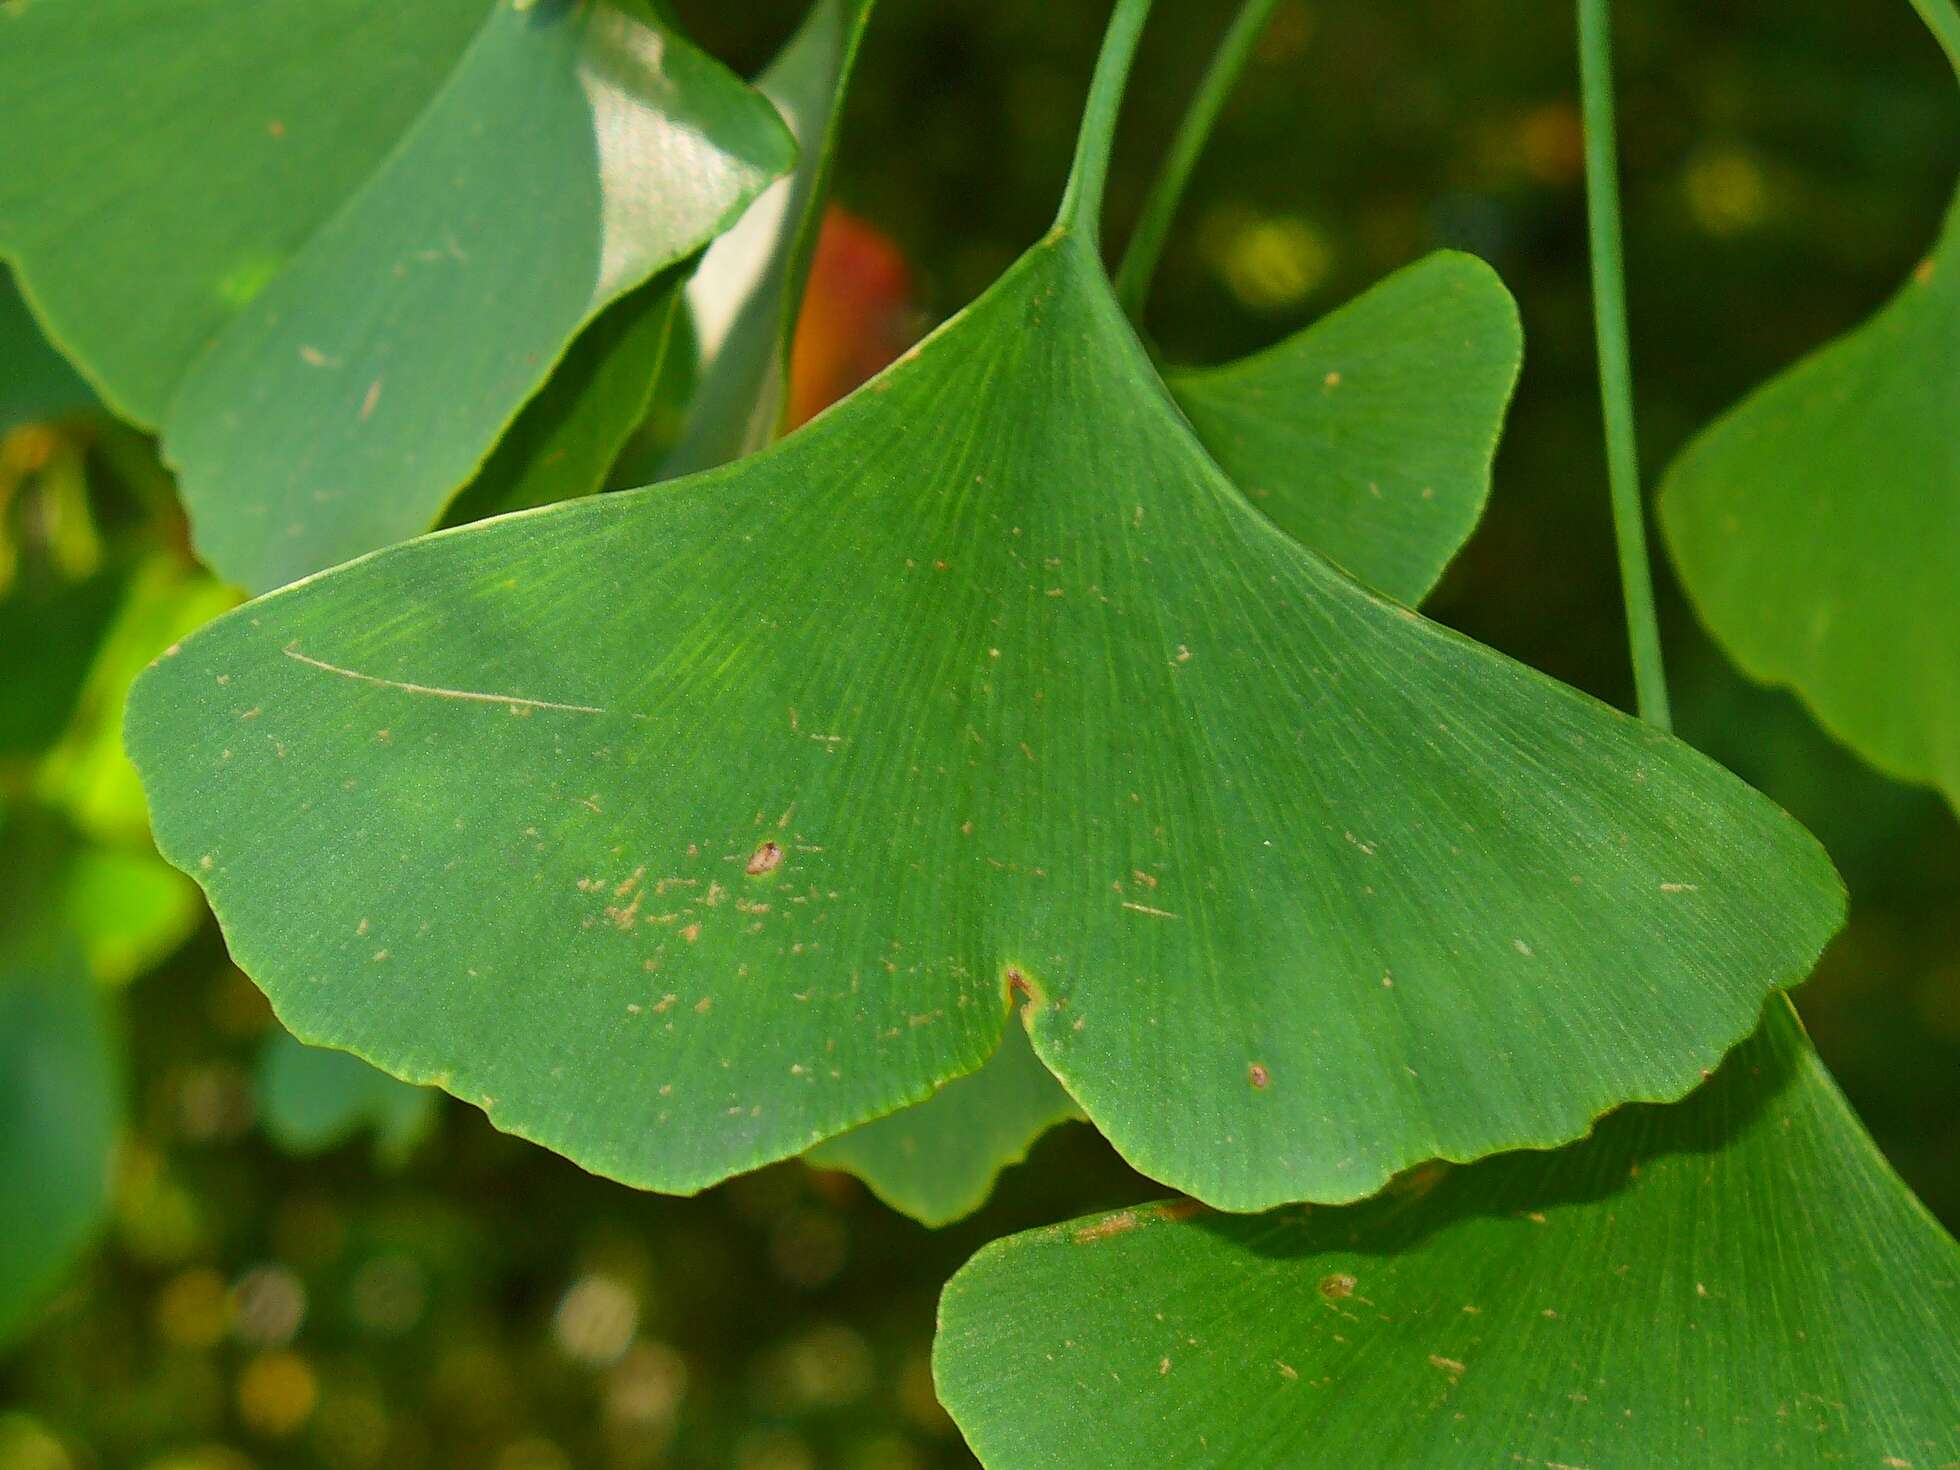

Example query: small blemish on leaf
[1249,1063,1271,1089]
[746,841,784,876]
[1319,1272,1356,1299]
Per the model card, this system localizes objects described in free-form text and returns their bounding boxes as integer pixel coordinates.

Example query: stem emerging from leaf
[1112,0,1284,320]
[1577,0,1671,730]
[1056,0,1157,254]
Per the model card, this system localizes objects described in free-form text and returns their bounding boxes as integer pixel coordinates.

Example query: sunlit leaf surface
[661,0,876,479]
[816,251,1523,1223]
[0,0,793,589]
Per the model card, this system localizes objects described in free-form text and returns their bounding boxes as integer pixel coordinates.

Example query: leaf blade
[127,234,1843,1209]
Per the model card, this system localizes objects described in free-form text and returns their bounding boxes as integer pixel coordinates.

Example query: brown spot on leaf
[746,841,784,876]
[1318,1272,1357,1300]
[1249,1063,1271,1089]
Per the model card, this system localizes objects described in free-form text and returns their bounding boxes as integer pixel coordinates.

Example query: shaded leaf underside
[807,1022,1081,1227]
[128,228,1841,1211]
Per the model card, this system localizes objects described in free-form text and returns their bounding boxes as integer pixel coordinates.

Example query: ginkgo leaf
[661,0,877,479]
[933,1001,1960,1469]
[125,0,1842,1212]
[807,1024,1082,1227]
[1659,192,1960,810]
[1169,251,1521,607]
[0,0,794,591]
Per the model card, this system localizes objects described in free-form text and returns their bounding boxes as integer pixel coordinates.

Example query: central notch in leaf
[125,0,1843,1211]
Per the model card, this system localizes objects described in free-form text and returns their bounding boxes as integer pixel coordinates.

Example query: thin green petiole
[1577,0,1671,730]
[1112,0,1284,320]
[1056,0,1157,255]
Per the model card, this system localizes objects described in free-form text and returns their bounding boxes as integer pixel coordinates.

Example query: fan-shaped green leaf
[0,925,118,1348]
[1659,192,1960,808]
[934,1001,1960,1468]
[807,1024,1081,1227]
[124,0,1841,1211]
[0,0,794,591]
[1169,251,1520,606]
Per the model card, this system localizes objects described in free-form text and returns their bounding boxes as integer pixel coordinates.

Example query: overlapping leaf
[1169,251,1519,606]
[934,1002,1960,1468]
[816,254,1522,1222]
[0,0,794,590]
[0,268,93,435]
[1660,192,1960,809]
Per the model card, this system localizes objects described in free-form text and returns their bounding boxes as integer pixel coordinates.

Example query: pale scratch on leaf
[1120,901,1180,920]
[282,645,624,716]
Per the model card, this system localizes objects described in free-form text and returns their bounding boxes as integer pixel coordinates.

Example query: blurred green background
[2,1,1956,1466]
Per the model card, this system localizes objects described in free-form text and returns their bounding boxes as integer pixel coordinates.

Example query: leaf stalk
[1578,0,1671,729]
[1056,0,1157,253]
[1112,0,1284,319]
